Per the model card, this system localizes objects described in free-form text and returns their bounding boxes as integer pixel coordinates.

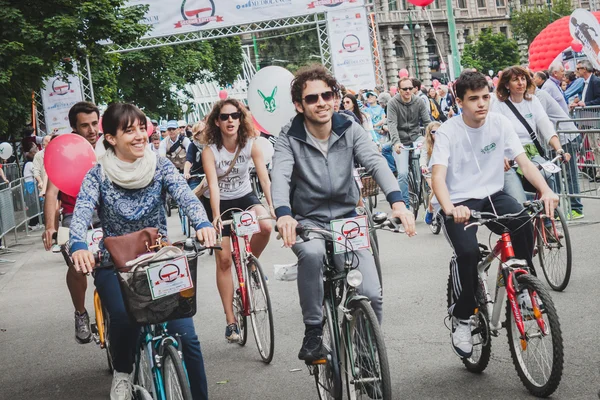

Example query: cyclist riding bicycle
[159,120,190,172]
[272,65,416,362]
[430,71,559,359]
[184,121,206,190]
[70,103,216,400]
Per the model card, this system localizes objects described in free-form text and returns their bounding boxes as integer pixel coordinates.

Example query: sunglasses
[167,128,176,131]
[576,67,584,70]
[219,112,241,121]
[303,91,335,105]
[431,130,437,135]
[400,87,414,91]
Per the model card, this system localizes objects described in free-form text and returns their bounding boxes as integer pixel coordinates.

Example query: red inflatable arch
[529,12,600,72]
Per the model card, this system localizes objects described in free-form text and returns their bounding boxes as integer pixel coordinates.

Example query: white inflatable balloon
[255,137,274,165]
[0,142,13,160]
[247,66,296,137]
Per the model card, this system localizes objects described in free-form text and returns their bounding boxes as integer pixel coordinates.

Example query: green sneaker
[569,210,584,220]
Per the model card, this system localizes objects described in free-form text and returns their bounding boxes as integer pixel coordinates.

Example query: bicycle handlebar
[444,200,544,229]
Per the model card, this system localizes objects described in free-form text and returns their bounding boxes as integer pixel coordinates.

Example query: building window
[458,0,467,8]
[500,26,508,37]
[496,0,505,6]
[477,0,486,7]
[388,0,399,10]
[427,38,437,55]
[395,42,406,58]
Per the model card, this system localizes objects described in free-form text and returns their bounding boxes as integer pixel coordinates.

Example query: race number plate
[330,215,370,254]
[232,210,261,236]
[86,228,103,254]
[146,256,193,300]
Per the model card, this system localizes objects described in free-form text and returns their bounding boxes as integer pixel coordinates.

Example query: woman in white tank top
[201,99,274,342]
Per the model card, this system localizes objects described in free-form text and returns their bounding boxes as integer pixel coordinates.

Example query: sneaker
[425,210,433,225]
[298,328,324,362]
[225,323,240,342]
[451,317,473,358]
[29,224,43,231]
[110,371,133,400]
[569,210,584,220]
[74,310,92,344]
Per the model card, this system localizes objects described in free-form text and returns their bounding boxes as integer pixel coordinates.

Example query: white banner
[41,67,84,134]
[569,8,600,70]
[129,0,365,40]
[327,7,377,92]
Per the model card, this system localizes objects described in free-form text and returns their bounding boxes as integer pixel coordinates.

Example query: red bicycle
[220,208,274,363]
[446,200,563,397]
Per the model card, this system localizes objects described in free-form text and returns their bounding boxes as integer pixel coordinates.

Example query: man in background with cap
[159,120,191,172]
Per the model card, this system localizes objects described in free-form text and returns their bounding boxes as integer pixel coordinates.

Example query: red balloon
[389,86,398,95]
[571,39,583,53]
[218,89,228,100]
[252,116,269,135]
[146,117,154,137]
[398,68,409,78]
[407,0,434,6]
[44,134,96,197]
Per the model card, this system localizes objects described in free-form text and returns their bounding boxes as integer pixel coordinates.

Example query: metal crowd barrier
[3,163,21,182]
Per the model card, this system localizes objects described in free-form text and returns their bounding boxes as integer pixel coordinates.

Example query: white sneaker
[451,317,473,358]
[110,371,133,400]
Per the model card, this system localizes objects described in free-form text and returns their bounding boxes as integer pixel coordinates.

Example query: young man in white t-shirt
[430,71,559,359]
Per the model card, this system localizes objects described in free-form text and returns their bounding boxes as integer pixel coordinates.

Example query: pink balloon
[99,117,103,133]
[407,0,434,6]
[571,39,583,53]
[44,134,96,197]
[146,117,154,137]
[389,86,398,95]
[432,79,440,89]
[492,77,499,86]
[398,69,409,78]
[218,89,228,100]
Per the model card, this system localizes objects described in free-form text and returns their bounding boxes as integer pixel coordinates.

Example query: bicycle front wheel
[162,344,193,400]
[314,300,342,400]
[343,299,391,400]
[506,274,563,397]
[536,207,572,291]
[102,306,114,373]
[135,340,157,399]
[247,256,275,363]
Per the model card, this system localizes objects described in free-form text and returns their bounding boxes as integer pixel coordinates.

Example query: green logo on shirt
[481,142,496,154]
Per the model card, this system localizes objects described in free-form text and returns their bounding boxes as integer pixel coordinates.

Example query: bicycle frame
[230,229,253,317]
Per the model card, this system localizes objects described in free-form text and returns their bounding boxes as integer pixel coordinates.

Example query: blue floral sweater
[69,157,211,261]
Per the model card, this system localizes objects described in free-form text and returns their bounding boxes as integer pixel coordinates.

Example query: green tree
[462,29,520,74]
[92,37,244,119]
[257,27,321,73]
[0,0,149,140]
[510,0,573,45]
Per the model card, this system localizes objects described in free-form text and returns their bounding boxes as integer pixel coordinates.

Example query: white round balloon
[0,142,13,160]
[247,66,296,137]
[255,137,274,165]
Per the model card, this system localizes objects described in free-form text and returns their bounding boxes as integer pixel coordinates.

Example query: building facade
[372,0,589,87]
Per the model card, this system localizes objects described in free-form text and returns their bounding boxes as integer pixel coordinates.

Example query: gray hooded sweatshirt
[387,94,431,146]
[272,112,402,223]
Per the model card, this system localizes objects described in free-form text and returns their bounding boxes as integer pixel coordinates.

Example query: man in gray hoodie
[272,65,416,363]
[387,77,432,207]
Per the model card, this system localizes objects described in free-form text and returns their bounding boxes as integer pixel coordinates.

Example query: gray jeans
[292,218,383,326]
[503,154,557,204]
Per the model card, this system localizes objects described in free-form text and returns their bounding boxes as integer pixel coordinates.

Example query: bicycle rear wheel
[506,274,563,397]
[314,300,342,400]
[247,256,275,363]
[343,299,391,400]
[536,208,572,291]
[162,344,193,400]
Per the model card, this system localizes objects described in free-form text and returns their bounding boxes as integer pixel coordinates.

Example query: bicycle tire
[162,344,193,400]
[247,256,275,363]
[136,340,156,399]
[370,235,383,292]
[421,175,430,211]
[408,173,419,219]
[506,274,563,397]
[102,306,114,374]
[314,300,343,400]
[446,274,491,373]
[343,299,392,400]
[232,256,248,346]
[536,207,572,291]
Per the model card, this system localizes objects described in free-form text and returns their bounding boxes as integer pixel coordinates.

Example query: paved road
[0,199,599,399]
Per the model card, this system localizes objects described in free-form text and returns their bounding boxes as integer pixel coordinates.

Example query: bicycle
[420,171,441,235]
[445,200,563,397]
[398,142,425,219]
[285,216,400,400]
[180,174,205,238]
[220,208,275,363]
[355,167,379,213]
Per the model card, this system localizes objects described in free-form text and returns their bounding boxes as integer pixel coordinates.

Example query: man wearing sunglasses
[272,65,416,363]
[387,77,432,208]
[159,120,191,171]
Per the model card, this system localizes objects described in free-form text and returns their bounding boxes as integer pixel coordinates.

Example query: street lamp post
[403,13,421,78]
[446,0,462,79]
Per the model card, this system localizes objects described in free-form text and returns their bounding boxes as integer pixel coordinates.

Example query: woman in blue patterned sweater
[70,103,216,400]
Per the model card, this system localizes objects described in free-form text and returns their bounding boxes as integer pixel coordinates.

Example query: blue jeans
[95,268,208,400]
[563,137,583,213]
[503,155,558,204]
[381,145,396,173]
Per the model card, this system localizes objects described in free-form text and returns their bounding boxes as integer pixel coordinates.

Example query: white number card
[232,210,261,236]
[330,215,370,254]
[145,256,193,300]
[86,228,103,254]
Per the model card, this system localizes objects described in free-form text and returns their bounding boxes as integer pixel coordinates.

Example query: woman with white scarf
[69,103,216,400]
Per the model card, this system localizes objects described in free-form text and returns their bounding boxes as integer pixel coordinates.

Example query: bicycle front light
[346,270,363,288]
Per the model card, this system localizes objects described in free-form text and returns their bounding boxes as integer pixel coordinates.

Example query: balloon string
[422,8,447,76]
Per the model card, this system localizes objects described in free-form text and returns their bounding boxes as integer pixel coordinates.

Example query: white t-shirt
[158,136,191,158]
[204,139,254,200]
[23,161,34,183]
[430,113,525,207]
[490,95,557,146]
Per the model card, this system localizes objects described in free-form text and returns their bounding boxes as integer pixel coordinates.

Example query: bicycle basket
[360,175,380,198]
[117,255,199,325]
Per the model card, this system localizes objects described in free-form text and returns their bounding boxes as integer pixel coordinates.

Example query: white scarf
[99,145,157,189]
